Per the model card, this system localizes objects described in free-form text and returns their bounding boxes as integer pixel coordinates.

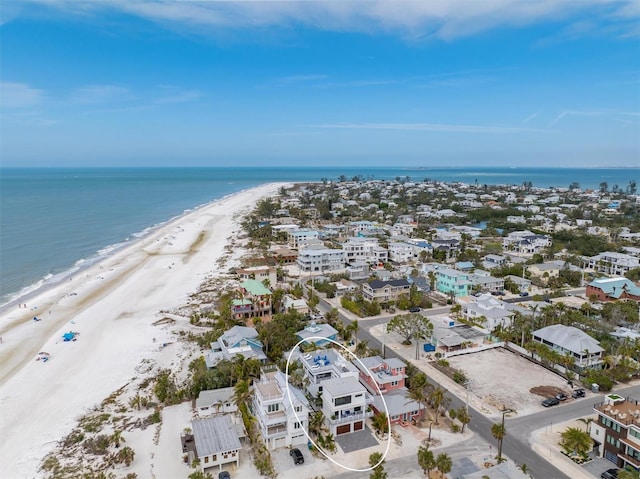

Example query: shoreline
[0,188,257,315]
[0,182,287,478]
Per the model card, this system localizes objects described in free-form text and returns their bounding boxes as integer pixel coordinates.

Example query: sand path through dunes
[0,183,287,478]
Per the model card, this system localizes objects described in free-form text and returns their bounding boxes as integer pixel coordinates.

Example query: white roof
[192,415,241,457]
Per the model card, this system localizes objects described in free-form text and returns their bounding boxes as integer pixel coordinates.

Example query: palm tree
[577,417,594,434]
[355,339,369,357]
[491,423,506,462]
[619,470,640,479]
[560,427,592,456]
[369,451,387,479]
[372,412,389,436]
[435,452,452,478]
[233,379,251,408]
[309,410,328,438]
[417,445,435,477]
[518,463,532,477]
[429,386,448,425]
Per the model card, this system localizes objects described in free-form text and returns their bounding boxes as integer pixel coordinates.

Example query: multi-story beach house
[362,279,411,303]
[205,325,266,368]
[468,270,504,294]
[586,278,640,302]
[236,266,277,287]
[321,376,374,436]
[300,349,359,388]
[251,369,311,450]
[342,237,388,265]
[288,229,320,249]
[587,252,640,277]
[388,242,415,264]
[354,356,423,424]
[231,279,272,321]
[591,394,640,470]
[189,415,242,474]
[502,230,551,254]
[297,246,345,273]
[435,268,471,297]
[532,324,604,371]
[462,294,520,331]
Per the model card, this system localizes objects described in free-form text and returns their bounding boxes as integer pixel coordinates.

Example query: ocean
[1,166,638,307]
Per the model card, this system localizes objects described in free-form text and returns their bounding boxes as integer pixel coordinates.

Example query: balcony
[264,424,288,438]
[328,409,374,425]
[618,452,640,469]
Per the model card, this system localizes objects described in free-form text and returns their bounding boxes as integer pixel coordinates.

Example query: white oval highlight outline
[285,336,392,472]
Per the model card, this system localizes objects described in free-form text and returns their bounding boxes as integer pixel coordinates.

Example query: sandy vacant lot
[448,348,573,417]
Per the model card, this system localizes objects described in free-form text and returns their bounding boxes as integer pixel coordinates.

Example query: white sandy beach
[0,183,286,479]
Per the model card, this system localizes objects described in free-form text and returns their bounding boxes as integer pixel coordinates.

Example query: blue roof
[589,278,640,298]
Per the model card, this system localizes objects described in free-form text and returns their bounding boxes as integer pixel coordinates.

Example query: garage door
[274,437,286,449]
[353,421,363,431]
[337,424,351,435]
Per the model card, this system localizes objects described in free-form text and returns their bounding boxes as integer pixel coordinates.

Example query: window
[335,396,352,406]
[204,457,209,464]
[630,428,640,440]
[294,422,302,429]
[391,381,398,386]
[295,405,303,412]
[355,393,363,398]
[268,404,279,413]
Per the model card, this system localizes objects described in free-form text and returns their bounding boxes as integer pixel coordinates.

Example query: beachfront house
[205,325,266,369]
[300,349,359,389]
[532,324,604,371]
[190,415,242,474]
[288,229,320,249]
[252,369,311,450]
[232,279,272,321]
[354,356,423,424]
[462,294,516,331]
[196,387,238,418]
[236,266,277,287]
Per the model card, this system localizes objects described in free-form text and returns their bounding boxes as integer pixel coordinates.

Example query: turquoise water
[1,166,637,305]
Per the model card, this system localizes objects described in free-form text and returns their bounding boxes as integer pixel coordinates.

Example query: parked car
[219,472,231,479]
[290,448,304,465]
[601,468,619,479]
[572,388,586,399]
[409,307,421,313]
[556,392,568,401]
[542,397,560,407]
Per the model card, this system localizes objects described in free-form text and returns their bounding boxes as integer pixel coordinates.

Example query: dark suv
[409,307,421,313]
[601,469,619,479]
[219,472,231,479]
[290,448,304,465]
[542,397,560,407]
[572,388,586,398]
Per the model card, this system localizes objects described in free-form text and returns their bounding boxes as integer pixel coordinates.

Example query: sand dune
[0,183,285,478]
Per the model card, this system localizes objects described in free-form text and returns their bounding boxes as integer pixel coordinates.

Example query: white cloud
[23,0,640,40]
[0,82,43,108]
[523,111,541,123]
[313,122,544,133]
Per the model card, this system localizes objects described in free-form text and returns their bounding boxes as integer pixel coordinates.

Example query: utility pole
[498,407,514,463]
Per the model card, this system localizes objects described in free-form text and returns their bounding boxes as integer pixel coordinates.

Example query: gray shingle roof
[192,415,241,457]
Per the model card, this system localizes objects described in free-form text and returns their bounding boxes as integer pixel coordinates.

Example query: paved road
[317,296,572,479]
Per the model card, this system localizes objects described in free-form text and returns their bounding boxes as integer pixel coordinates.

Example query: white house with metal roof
[532,324,604,370]
[251,369,311,450]
[191,415,242,473]
[196,387,237,418]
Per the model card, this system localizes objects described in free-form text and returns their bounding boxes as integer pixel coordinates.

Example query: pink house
[354,356,423,424]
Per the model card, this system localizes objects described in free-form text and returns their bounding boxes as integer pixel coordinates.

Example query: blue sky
[1,0,639,167]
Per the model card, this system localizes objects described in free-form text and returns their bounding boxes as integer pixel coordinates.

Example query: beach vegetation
[368,451,387,479]
[83,434,111,455]
[154,369,183,404]
[144,409,162,426]
[256,309,305,363]
[417,445,435,476]
[80,413,111,433]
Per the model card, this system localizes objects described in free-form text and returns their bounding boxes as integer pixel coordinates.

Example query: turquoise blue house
[436,268,471,297]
